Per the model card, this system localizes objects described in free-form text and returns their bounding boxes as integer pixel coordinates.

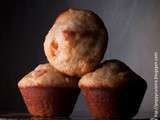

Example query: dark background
[0,0,160,118]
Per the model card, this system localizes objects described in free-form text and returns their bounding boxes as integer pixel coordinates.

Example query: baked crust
[79,59,143,88]
[18,63,79,88]
[44,8,108,77]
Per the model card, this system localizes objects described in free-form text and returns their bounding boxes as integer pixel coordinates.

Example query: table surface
[0,113,157,120]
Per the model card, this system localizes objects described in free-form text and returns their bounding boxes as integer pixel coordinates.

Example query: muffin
[44,8,108,77]
[18,63,80,117]
[79,59,147,119]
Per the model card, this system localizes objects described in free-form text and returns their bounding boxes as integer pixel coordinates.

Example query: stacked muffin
[44,8,108,76]
[18,8,147,119]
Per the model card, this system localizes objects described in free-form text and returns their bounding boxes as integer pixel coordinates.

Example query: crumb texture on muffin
[18,63,79,88]
[44,8,108,77]
[79,59,139,88]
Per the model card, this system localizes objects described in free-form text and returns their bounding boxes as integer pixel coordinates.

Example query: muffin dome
[79,59,141,88]
[18,63,79,88]
[44,8,108,77]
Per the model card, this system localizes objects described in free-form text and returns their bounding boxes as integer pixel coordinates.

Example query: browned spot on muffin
[33,69,47,78]
[63,30,77,47]
[50,41,58,57]
[63,30,76,39]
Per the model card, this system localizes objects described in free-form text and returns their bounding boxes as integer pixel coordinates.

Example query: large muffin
[79,59,147,119]
[18,63,80,117]
[44,8,108,77]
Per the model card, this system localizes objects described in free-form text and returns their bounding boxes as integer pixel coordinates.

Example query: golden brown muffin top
[18,63,79,88]
[44,8,108,77]
[79,60,134,88]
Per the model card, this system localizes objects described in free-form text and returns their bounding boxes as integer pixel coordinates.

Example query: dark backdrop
[0,0,69,112]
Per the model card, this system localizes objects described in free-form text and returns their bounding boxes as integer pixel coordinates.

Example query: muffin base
[81,79,147,119]
[19,86,80,117]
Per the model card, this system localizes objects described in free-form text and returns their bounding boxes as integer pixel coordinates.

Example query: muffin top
[18,63,79,88]
[79,60,136,88]
[44,8,108,77]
